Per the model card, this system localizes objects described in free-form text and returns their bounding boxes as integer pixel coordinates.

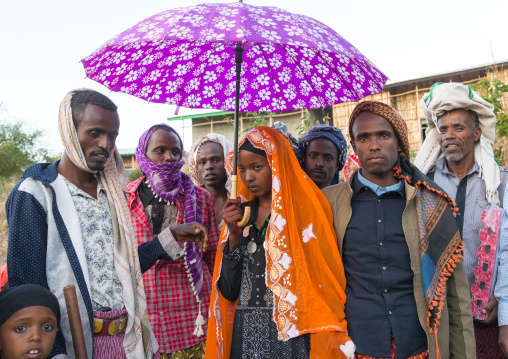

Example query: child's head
[238,139,272,200]
[0,284,60,359]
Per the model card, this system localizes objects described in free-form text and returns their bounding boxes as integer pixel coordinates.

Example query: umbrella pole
[231,41,250,227]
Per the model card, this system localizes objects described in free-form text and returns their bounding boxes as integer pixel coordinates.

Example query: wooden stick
[63,285,88,359]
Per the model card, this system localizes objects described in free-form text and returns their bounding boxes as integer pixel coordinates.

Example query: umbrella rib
[276,8,326,109]
[110,40,162,94]
[313,49,362,103]
[288,11,320,52]
[83,36,123,85]
[114,5,195,102]
[186,5,223,110]
[279,44,325,109]
[351,57,387,94]
[147,38,195,105]
[147,39,192,104]
[189,40,227,110]
[256,43,283,113]
[289,11,366,103]
[157,10,211,107]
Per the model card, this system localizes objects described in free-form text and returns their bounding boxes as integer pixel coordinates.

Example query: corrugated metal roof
[118,148,136,155]
[167,110,233,121]
[385,59,508,88]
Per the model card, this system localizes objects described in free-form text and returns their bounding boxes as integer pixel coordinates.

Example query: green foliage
[295,111,332,137]
[470,79,508,136]
[244,112,269,132]
[227,109,332,138]
[295,112,316,137]
[0,104,57,179]
[470,79,508,164]
[127,168,143,182]
[0,122,43,178]
[227,112,269,134]
[409,149,417,162]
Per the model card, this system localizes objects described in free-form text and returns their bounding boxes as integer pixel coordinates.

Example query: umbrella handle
[231,175,251,227]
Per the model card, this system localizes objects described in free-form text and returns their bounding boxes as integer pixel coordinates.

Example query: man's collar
[126,175,144,194]
[434,157,479,176]
[64,174,104,197]
[353,168,403,196]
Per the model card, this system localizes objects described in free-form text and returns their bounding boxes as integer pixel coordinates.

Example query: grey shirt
[431,157,508,287]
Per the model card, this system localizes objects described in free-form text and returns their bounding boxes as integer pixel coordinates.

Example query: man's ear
[350,140,357,155]
[474,126,482,142]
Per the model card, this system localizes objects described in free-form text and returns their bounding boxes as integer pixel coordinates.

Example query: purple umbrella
[82,3,387,112]
[82,1,388,224]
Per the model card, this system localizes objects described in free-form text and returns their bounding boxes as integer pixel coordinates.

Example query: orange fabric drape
[205,126,352,359]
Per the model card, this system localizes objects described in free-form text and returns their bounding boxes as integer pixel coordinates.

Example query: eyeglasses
[471,207,503,320]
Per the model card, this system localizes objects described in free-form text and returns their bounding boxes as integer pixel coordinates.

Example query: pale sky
[1,0,507,154]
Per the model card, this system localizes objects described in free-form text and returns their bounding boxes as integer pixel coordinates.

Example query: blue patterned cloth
[297,125,348,185]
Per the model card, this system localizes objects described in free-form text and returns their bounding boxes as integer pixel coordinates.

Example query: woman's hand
[222,198,243,251]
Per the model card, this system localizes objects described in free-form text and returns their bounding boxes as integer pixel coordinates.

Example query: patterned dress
[218,199,310,359]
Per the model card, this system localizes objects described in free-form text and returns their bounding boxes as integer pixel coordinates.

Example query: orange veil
[204,126,352,359]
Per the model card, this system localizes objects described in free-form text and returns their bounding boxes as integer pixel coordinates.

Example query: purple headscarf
[135,124,203,303]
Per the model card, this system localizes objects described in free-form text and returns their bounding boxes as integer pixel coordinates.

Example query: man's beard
[444,148,465,163]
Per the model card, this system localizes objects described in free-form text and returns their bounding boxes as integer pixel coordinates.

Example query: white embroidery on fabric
[272,214,286,232]
[286,324,300,338]
[278,253,292,270]
[283,290,297,306]
[302,224,316,243]
[272,175,281,193]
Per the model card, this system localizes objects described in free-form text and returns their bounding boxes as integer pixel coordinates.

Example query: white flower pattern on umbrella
[82,2,387,111]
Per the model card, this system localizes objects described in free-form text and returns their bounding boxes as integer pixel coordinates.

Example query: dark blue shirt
[343,171,427,357]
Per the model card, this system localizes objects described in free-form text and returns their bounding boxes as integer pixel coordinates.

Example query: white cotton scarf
[58,89,157,358]
[188,133,233,195]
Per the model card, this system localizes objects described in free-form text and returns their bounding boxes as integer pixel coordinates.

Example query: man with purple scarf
[126,124,219,359]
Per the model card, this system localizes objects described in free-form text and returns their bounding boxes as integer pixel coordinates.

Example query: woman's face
[238,150,272,201]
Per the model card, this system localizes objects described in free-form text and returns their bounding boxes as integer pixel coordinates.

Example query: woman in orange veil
[204,127,355,359]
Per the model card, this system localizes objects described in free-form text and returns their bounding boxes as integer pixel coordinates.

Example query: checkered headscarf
[349,101,410,157]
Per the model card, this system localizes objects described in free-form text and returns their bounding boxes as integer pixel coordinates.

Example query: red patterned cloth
[474,321,505,359]
[355,336,429,359]
[127,176,219,354]
[0,264,8,291]
[93,309,161,359]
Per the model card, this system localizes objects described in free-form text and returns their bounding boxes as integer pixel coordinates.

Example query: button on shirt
[342,170,427,358]
[63,177,124,311]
